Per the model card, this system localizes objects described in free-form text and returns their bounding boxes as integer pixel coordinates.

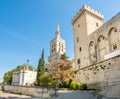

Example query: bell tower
[48,25,66,63]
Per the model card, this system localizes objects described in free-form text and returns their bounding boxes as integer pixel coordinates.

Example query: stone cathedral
[48,25,66,63]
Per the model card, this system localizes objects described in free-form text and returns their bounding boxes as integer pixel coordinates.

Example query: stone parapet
[4,85,56,98]
[72,4,104,24]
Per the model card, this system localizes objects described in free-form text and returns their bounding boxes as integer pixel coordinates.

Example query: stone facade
[12,70,37,86]
[74,55,120,97]
[72,5,120,98]
[48,25,66,63]
[72,5,120,70]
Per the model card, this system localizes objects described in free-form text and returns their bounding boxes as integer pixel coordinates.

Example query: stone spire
[56,24,60,38]
[56,24,60,31]
[24,60,29,70]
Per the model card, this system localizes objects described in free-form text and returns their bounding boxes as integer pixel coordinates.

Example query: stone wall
[100,80,120,98]
[74,55,120,97]
[4,85,56,98]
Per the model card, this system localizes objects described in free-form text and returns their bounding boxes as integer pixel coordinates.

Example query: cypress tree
[36,49,45,85]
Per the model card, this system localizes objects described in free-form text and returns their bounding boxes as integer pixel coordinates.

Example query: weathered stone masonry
[4,85,56,98]
[74,55,120,90]
[72,5,120,93]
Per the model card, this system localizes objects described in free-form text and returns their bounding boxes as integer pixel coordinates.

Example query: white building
[48,25,66,63]
[12,63,37,86]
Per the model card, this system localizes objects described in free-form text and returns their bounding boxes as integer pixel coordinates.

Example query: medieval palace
[72,5,120,97]
[72,5,120,70]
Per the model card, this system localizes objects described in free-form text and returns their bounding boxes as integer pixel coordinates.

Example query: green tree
[61,53,68,60]
[36,49,45,85]
[4,71,13,84]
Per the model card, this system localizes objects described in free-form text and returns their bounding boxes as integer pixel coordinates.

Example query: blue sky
[0,0,120,80]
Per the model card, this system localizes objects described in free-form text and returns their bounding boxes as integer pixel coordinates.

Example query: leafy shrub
[80,83,87,90]
[69,80,87,90]
[38,73,58,87]
[76,82,81,89]
[34,81,38,86]
[69,81,77,90]
[63,78,72,88]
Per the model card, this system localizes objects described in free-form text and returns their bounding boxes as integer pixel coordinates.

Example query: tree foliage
[39,73,58,86]
[36,49,45,85]
[49,59,73,87]
[69,80,87,90]
[60,53,68,60]
[3,65,35,84]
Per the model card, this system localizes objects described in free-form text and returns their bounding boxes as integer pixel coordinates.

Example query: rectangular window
[113,44,117,50]
[78,24,80,27]
[79,47,82,51]
[76,37,79,42]
[77,59,80,64]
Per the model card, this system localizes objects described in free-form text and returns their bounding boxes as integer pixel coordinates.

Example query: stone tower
[72,5,104,70]
[48,25,66,63]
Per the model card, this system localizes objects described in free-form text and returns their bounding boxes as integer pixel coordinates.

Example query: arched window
[108,27,119,52]
[97,35,106,61]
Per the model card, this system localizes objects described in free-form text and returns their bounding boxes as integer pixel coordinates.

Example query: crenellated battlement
[83,4,104,18]
[72,5,104,24]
